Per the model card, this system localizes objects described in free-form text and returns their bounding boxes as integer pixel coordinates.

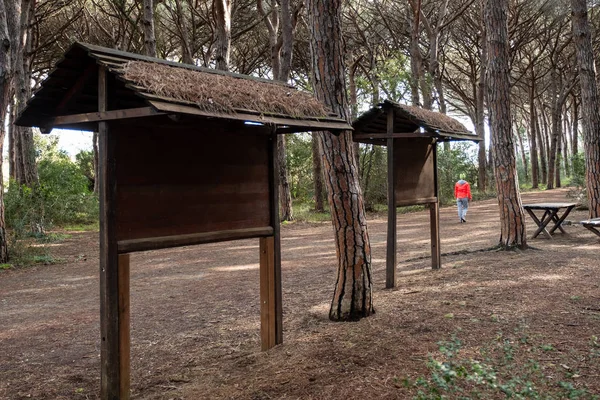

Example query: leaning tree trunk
[0,0,12,262]
[214,0,231,71]
[572,0,600,218]
[308,0,374,320]
[485,0,527,249]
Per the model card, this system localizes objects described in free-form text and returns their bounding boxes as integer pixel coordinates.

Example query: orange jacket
[454,180,472,200]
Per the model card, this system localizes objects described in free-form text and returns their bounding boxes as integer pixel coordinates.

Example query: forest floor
[1,188,600,400]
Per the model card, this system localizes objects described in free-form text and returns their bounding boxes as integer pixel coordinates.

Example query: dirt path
[1,189,599,399]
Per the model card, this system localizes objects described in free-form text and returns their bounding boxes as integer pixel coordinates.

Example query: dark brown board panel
[393,137,435,205]
[112,121,272,241]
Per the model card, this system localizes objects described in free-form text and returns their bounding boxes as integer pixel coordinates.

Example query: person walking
[454,174,472,223]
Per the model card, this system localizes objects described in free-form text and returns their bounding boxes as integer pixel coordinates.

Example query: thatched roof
[121,61,328,119]
[353,100,479,144]
[16,42,350,133]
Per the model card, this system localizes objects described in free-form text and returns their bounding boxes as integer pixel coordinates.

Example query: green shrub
[4,137,98,237]
[408,333,598,399]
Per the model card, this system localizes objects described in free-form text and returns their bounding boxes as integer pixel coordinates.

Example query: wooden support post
[118,254,130,399]
[260,236,277,350]
[99,65,130,400]
[430,202,441,269]
[386,109,397,288]
[260,127,282,351]
[431,140,441,270]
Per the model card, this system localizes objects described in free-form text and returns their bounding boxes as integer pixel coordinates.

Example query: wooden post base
[259,236,281,350]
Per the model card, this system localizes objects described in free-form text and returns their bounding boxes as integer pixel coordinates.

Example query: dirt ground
[1,188,599,399]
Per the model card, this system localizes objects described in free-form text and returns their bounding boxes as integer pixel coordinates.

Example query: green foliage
[359,144,387,210]
[571,153,586,187]
[75,150,96,191]
[286,134,314,201]
[4,136,98,238]
[409,332,598,400]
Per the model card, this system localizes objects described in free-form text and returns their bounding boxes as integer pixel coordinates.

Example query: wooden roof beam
[44,107,164,132]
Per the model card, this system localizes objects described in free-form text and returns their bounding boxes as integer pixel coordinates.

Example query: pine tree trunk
[555,125,562,188]
[409,0,422,106]
[530,65,539,189]
[13,0,37,187]
[308,0,374,320]
[142,0,157,57]
[174,0,193,64]
[93,132,99,194]
[572,95,579,156]
[477,1,487,193]
[278,135,294,221]
[312,134,325,212]
[563,110,570,176]
[0,0,12,262]
[548,97,561,189]
[537,106,549,184]
[485,0,527,249]
[214,0,231,71]
[571,0,600,218]
[517,125,528,181]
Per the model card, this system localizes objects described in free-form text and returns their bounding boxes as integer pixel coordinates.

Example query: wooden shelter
[16,42,351,400]
[352,100,480,288]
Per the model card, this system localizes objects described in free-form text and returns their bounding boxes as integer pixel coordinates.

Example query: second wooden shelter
[352,100,480,287]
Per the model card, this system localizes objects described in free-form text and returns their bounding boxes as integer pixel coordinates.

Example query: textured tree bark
[571,0,600,218]
[571,95,579,156]
[485,0,527,249]
[537,102,549,184]
[308,0,374,320]
[547,71,561,189]
[529,64,539,189]
[257,0,296,221]
[0,0,12,262]
[312,134,324,212]
[409,0,422,106]
[563,111,570,177]
[142,0,157,57]
[517,123,528,180]
[555,123,562,188]
[12,0,37,187]
[477,0,487,193]
[277,135,294,221]
[214,0,231,71]
[174,0,193,64]
[93,132,99,194]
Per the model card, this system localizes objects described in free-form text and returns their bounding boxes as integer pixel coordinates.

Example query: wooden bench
[581,218,600,238]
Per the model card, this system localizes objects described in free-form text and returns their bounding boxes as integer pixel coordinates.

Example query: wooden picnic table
[522,202,577,239]
[580,218,600,238]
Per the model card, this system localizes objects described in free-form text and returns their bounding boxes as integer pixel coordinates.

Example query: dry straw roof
[16,42,350,132]
[121,61,330,119]
[391,102,471,136]
[353,100,478,142]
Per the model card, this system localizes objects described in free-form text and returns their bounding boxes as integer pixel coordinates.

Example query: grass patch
[63,222,99,232]
[7,231,68,268]
[287,201,332,223]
